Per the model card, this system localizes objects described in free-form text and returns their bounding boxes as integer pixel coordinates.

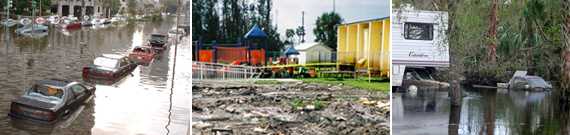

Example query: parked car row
[8,33,174,124]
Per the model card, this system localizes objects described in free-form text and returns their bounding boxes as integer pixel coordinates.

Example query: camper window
[404,23,433,40]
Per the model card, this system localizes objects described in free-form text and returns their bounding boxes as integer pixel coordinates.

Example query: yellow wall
[337,18,390,77]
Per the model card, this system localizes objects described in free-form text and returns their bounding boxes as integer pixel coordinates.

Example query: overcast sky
[273,0,390,43]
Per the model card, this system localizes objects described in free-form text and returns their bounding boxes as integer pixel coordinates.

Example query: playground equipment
[193,25,269,66]
[337,17,390,78]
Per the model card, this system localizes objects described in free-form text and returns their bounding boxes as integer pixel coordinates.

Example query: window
[404,22,434,40]
[120,58,130,67]
[70,85,86,100]
[71,85,86,94]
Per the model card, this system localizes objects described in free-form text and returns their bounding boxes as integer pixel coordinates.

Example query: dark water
[393,88,570,135]
[0,17,190,134]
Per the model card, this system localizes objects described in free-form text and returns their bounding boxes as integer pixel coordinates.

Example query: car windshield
[94,57,119,69]
[27,84,64,102]
[151,35,166,40]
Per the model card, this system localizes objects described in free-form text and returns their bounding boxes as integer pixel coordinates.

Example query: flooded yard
[0,17,190,134]
[192,80,390,134]
[393,88,570,135]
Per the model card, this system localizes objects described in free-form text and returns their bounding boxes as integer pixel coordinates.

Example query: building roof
[244,25,267,39]
[296,42,332,51]
[284,46,300,56]
[340,17,390,25]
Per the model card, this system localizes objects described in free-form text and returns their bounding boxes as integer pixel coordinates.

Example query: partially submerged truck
[391,9,449,89]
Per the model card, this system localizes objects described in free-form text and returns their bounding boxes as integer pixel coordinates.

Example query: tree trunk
[447,0,462,106]
[562,0,570,98]
[487,0,499,63]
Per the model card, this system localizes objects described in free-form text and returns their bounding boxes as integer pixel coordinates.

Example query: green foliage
[299,78,389,92]
[313,12,343,50]
[399,0,565,84]
[254,80,281,84]
[285,28,296,44]
[290,98,304,109]
[193,0,284,52]
[312,99,324,110]
[9,0,50,16]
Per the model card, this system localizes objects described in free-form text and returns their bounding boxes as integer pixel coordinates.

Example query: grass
[254,80,282,85]
[298,78,390,92]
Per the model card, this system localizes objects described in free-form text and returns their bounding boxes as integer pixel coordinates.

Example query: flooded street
[392,88,570,135]
[0,17,190,134]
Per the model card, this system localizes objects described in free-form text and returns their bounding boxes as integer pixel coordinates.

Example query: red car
[128,46,156,65]
[82,54,137,81]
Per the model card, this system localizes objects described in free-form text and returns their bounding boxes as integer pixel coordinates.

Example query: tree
[127,0,137,15]
[487,0,499,63]
[313,12,342,50]
[296,26,305,43]
[562,0,570,95]
[11,0,50,16]
[192,0,283,53]
[285,28,296,45]
[101,0,121,17]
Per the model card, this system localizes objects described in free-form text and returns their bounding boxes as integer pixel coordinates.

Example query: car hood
[13,95,60,111]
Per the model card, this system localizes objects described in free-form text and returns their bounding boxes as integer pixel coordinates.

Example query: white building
[295,42,334,64]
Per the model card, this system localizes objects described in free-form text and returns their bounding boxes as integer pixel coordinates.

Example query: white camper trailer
[392,9,449,87]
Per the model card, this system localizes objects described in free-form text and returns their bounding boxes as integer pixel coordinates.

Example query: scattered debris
[192,80,390,134]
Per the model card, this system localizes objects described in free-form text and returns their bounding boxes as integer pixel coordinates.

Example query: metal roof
[340,17,390,25]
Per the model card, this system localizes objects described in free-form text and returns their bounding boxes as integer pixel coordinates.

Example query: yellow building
[337,17,390,77]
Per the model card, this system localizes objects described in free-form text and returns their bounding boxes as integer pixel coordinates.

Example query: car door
[121,57,135,75]
[69,84,88,105]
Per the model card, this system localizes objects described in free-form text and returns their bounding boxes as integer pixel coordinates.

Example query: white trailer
[392,9,449,87]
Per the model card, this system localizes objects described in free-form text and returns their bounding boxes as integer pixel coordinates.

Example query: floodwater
[0,17,190,134]
[392,88,570,135]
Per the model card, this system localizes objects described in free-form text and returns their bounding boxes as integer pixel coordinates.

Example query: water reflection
[392,87,570,135]
[0,17,189,134]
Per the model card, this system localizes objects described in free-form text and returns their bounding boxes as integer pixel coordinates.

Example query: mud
[192,80,390,135]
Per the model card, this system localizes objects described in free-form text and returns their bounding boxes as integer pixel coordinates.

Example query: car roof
[36,79,73,88]
[101,54,125,59]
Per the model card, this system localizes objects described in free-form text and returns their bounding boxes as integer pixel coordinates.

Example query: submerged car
[168,27,186,41]
[83,54,137,81]
[509,75,553,91]
[9,79,95,123]
[15,24,49,37]
[148,34,168,52]
[128,46,157,65]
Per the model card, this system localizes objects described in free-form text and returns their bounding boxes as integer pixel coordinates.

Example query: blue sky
[273,0,390,43]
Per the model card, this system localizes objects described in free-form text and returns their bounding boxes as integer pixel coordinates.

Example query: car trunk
[10,97,58,122]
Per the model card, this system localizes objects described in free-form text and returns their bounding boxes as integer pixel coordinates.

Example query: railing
[192,61,261,80]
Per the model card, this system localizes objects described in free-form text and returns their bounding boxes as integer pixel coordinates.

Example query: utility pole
[333,0,336,13]
[81,0,85,21]
[166,0,182,134]
[301,11,305,43]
